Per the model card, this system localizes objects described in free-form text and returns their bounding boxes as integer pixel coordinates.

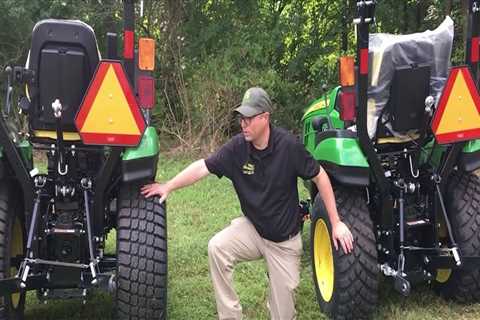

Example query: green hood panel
[302,87,345,154]
[313,137,369,168]
[122,127,159,161]
[302,86,341,121]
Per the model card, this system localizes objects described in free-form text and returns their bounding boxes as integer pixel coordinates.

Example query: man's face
[239,112,269,141]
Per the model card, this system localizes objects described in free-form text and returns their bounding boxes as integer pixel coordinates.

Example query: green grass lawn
[24,156,480,319]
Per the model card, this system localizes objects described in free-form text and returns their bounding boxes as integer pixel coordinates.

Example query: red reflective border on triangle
[434,128,480,145]
[111,62,146,134]
[79,132,142,146]
[75,62,110,130]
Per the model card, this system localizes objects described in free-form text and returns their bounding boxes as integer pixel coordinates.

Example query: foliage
[0,0,471,150]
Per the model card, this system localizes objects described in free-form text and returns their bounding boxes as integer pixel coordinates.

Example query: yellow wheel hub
[435,218,451,284]
[313,219,334,302]
[10,217,23,309]
[436,268,452,283]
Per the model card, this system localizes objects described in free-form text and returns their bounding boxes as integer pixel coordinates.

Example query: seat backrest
[27,19,100,134]
[387,64,431,132]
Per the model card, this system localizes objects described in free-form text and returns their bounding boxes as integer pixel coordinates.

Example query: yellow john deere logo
[242,163,255,175]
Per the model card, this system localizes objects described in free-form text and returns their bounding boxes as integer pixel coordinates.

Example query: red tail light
[137,76,155,109]
[339,89,355,121]
[338,56,356,121]
[472,37,479,63]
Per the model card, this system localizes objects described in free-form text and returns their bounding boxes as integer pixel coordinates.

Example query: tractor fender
[121,126,159,182]
[458,139,480,172]
[312,134,370,187]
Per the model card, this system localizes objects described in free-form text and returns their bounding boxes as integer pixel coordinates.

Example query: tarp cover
[367,16,454,138]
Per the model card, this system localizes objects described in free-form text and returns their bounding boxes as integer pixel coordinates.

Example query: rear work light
[138,37,155,71]
[339,56,356,121]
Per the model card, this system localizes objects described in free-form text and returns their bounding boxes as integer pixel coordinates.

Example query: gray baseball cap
[234,87,273,117]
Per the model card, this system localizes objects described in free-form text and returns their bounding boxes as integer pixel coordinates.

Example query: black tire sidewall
[310,195,337,315]
[310,187,378,319]
[0,183,26,320]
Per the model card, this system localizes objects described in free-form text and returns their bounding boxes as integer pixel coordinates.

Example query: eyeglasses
[237,112,265,126]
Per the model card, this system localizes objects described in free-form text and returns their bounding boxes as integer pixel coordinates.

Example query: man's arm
[141,159,210,203]
[311,168,354,254]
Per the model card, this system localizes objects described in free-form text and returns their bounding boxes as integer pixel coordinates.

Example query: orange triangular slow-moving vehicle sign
[431,66,480,145]
[75,60,145,146]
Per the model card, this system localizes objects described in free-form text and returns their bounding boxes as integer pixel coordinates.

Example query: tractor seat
[367,16,453,144]
[25,19,100,143]
[374,64,430,145]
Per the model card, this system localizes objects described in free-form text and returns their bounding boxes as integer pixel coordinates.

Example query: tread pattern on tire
[437,171,480,302]
[0,184,8,319]
[311,186,378,320]
[0,182,25,320]
[116,183,167,320]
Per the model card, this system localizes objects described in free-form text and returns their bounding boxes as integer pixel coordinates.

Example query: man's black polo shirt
[205,126,320,242]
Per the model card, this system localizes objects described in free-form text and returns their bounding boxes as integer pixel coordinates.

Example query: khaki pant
[208,216,302,320]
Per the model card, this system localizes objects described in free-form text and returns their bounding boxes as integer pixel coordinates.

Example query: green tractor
[0,1,167,319]
[303,1,480,319]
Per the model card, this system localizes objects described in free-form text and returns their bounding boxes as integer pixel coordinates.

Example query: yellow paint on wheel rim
[313,219,334,302]
[436,218,451,284]
[436,268,452,283]
[10,217,23,308]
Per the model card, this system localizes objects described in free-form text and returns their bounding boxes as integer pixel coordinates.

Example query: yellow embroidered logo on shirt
[242,163,255,175]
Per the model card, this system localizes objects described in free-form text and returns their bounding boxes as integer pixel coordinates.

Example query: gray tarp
[366,16,454,138]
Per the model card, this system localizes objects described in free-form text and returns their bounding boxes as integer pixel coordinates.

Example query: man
[141,87,354,320]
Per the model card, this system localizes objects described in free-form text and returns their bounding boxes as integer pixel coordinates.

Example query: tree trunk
[445,0,453,16]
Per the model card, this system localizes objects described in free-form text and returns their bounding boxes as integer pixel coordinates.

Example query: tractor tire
[0,182,26,320]
[310,186,378,320]
[434,171,480,302]
[116,183,167,320]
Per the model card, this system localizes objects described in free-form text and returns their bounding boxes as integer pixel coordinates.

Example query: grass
[23,156,480,319]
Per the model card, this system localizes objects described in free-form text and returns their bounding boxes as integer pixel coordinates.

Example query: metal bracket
[380,263,410,296]
[473,1,479,13]
[52,99,62,118]
[82,185,99,285]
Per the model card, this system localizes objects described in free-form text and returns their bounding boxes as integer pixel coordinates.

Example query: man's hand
[311,169,354,254]
[331,221,354,254]
[141,182,171,204]
[140,159,211,204]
